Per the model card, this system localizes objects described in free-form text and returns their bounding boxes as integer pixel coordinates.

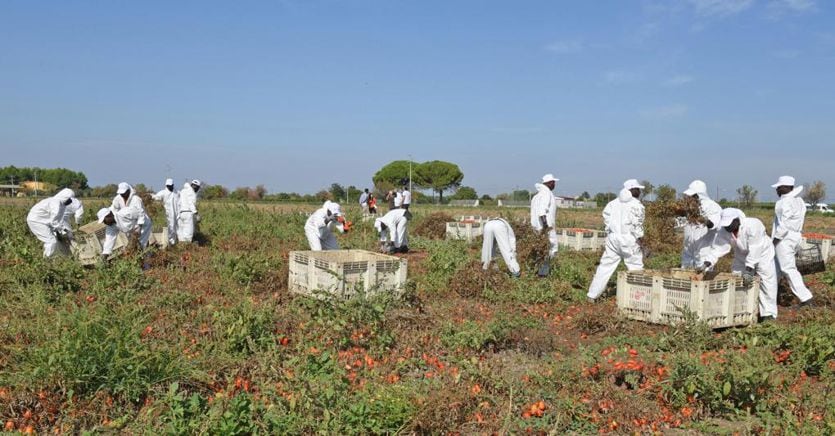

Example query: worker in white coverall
[26,188,75,257]
[680,180,722,269]
[305,201,348,251]
[375,208,410,253]
[587,180,646,301]
[482,218,521,277]
[530,174,559,277]
[152,178,180,245]
[63,197,85,228]
[177,180,201,243]
[700,208,778,321]
[97,206,153,258]
[771,175,813,306]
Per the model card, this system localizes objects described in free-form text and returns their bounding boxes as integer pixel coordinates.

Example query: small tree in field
[414,160,464,203]
[451,186,478,200]
[804,181,826,206]
[737,185,758,208]
[640,180,654,201]
[655,184,676,202]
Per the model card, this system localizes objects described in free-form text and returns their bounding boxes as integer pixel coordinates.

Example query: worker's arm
[703,199,721,230]
[772,201,790,240]
[744,220,768,269]
[700,230,732,265]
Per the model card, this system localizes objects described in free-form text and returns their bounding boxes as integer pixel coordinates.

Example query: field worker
[26,188,75,257]
[368,194,378,214]
[771,176,813,306]
[305,200,349,251]
[375,207,410,253]
[359,188,370,215]
[482,218,520,277]
[394,188,404,209]
[152,178,180,246]
[63,197,84,228]
[386,190,396,210]
[402,185,412,210]
[530,173,558,277]
[177,179,201,243]
[587,181,646,302]
[97,205,153,259]
[700,208,778,321]
[680,180,722,269]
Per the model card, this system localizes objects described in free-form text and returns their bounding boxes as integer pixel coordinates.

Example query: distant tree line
[0,166,88,190]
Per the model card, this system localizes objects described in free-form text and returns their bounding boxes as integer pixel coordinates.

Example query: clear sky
[1,0,833,201]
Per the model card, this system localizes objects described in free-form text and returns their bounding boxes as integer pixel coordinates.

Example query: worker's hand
[742,267,755,287]
[336,215,346,224]
[695,261,711,274]
[705,220,714,229]
[343,221,352,232]
[772,237,781,245]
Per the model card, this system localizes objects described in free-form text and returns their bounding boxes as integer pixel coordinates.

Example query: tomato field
[1,201,834,434]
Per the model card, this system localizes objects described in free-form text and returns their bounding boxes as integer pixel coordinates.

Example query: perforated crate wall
[555,228,607,251]
[617,270,759,329]
[288,250,407,299]
[445,221,484,242]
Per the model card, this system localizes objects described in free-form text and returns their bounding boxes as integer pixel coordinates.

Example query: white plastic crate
[801,236,832,263]
[617,269,759,329]
[150,228,169,249]
[445,220,485,242]
[70,222,129,265]
[288,249,407,299]
[556,228,607,251]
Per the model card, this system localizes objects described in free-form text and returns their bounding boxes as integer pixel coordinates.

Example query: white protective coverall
[375,208,409,249]
[305,201,344,251]
[393,191,404,208]
[177,183,199,242]
[26,188,75,257]
[481,218,520,275]
[530,183,558,257]
[101,206,153,255]
[701,209,778,318]
[152,183,180,245]
[681,181,723,268]
[772,186,812,303]
[587,189,645,299]
[63,197,84,228]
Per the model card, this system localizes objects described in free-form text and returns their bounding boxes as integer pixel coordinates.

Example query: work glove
[772,237,781,245]
[742,267,755,287]
[695,261,712,274]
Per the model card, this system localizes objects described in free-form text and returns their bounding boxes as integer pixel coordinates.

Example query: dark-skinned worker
[375,207,410,253]
[680,180,722,269]
[305,200,349,251]
[587,180,646,301]
[26,188,76,257]
[97,202,152,260]
[771,176,813,306]
[177,179,201,243]
[530,173,558,277]
[700,208,778,322]
[152,178,179,246]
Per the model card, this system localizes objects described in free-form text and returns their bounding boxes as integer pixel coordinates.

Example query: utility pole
[34,171,38,197]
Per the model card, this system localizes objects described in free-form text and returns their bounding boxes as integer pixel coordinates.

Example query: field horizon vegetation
[1,198,834,434]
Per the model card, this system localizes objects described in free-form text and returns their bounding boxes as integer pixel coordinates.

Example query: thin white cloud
[544,40,585,54]
[603,69,640,85]
[640,104,688,119]
[688,0,755,17]
[662,75,695,87]
[768,0,816,13]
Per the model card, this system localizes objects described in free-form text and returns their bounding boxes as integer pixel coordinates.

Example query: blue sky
[1,0,833,200]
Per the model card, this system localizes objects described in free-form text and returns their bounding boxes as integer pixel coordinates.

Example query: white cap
[541,174,559,184]
[683,180,707,197]
[623,179,645,190]
[191,179,202,187]
[165,178,174,186]
[116,182,131,194]
[720,208,744,227]
[326,202,342,216]
[771,175,795,188]
[97,207,111,223]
